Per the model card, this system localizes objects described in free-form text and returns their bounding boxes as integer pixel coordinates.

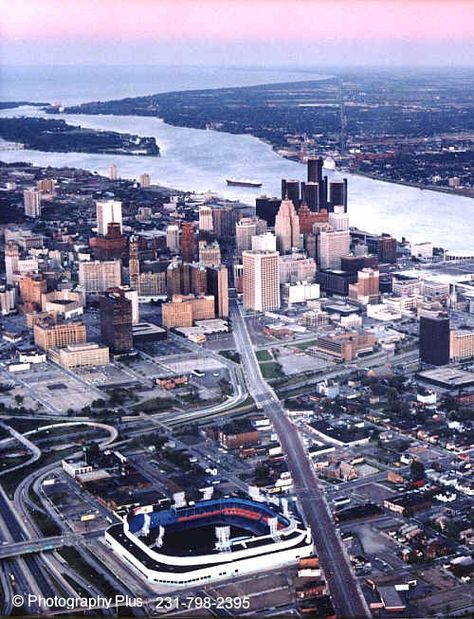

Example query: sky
[1,0,473,66]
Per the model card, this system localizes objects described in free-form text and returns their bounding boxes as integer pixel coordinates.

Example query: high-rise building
[0,285,16,315]
[90,223,128,260]
[450,330,474,362]
[34,319,87,351]
[242,250,280,312]
[190,264,208,296]
[236,217,267,256]
[118,286,140,325]
[329,179,348,212]
[36,178,56,193]
[109,164,118,180]
[419,312,450,366]
[100,289,133,353]
[24,189,41,218]
[180,221,197,263]
[4,241,19,285]
[212,207,234,239]
[317,229,351,270]
[199,241,221,266]
[328,205,350,231]
[255,196,281,227]
[206,265,229,318]
[348,269,380,304]
[298,204,329,234]
[301,182,320,212]
[78,260,122,293]
[252,232,277,252]
[279,252,317,284]
[307,157,323,183]
[282,179,300,207]
[275,199,301,254]
[166,225,180,253]
[128,237,140,291]
[19,274,47,306]
[96,200,122,236]
[199,206,214,232]
[139,173,151,187]
[162,294,215,329]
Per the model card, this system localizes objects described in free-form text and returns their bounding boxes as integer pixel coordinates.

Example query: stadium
[105,497,313,586]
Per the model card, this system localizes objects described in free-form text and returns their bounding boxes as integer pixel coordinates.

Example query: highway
[230,297,370,619]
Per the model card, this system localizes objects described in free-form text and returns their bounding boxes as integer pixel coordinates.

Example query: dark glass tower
[419,313,450,366]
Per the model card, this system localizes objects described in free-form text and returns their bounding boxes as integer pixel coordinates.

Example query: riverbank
[0,116,160,158]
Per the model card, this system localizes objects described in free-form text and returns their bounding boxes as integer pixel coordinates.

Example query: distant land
[54,69,474,195]
[0,116,160,157]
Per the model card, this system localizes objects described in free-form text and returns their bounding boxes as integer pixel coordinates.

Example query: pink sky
[2,0,474,42]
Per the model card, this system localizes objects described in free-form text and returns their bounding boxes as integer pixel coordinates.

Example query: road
[230,297,370,619]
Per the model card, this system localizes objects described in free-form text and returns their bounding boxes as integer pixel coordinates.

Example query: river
[1,104,473,251]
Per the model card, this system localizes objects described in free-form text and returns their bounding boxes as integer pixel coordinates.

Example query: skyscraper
[206,265,229,318]
[180,221,197,263]
[329,179,348,212]
[307,157,323,183]
[199,206,214,232]
[100,289,133,353]
[242,250,280,312]
[109,164,118,180]
[139,173,151,187]
[275,199,301,254]
[255,196,281,227]
[166,225,180,253]
[24,189,41,218]
[302,182,320,212]
[78,260,122,293]
[328,205,350,231]
[317,229,351,270]
[419,312,450,366]
[282,179,300,207]
[212,206,234,239]
[4,241,19,285]
[128,236,140,291]
[96,199,122,236]
[236,217,267,256]
[199,241,221,266]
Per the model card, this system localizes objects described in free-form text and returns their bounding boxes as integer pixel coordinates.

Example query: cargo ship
[226,178,262,188]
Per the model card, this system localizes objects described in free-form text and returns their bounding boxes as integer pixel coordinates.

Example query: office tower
[377,234,397,264]
[275,199,301,254]
[315,270,358,296]
[305,233,317,260]
[24,189,41,218]
[242,250,280,312]
[233,264,244,294]
[0,286,16,315]
[282,179,300,207]
[255,196,281,227]
[166,225,180,253]
[340,255,378,272]
[139,173,151,187]
[328,205,350,231]
[190,264,208,295]
[302,182,320,212]
[34,319,87,351]
[450,330,474,362]
[96,199,122,236]
[109,164,118,180]
[318,229,351,270]
[348,269,380,304]
[329,179,348,212]
[206,265,229,318]
[100,289,133,353]
[279,252,317,284]
[36,178,56,193]
[180,221,196,263]
[128,236,140,291]
[212,206,234,239]
[307,157,323,183]
[419,312,450,366]
[199,241,221,266]
[252,232,276,252]
[117,286,140,324]
[199,206,214,232]
[19,274,47,306]
[162,294,215,329]
[78,260,122,293]
[4,241,19,285]
[236,218,258,256]
[298,204,329,234]
[90,223,128,261]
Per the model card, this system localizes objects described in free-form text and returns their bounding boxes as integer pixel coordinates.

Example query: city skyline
[1,0,473,66]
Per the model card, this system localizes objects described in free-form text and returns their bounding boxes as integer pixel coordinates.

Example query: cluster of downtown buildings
[1,156,474,372]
